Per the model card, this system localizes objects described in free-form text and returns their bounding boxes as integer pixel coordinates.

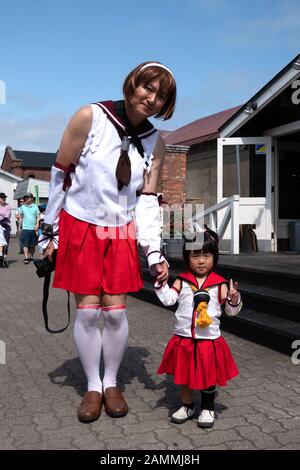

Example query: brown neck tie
[94,101,151,191]
[116,136,131,191]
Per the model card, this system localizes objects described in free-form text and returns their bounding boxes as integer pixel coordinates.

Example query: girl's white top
[174,280,223,340]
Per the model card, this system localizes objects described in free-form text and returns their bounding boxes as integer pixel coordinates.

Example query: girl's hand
[227,279,239,305]
[44,240,55,262]
[155,260,169,286]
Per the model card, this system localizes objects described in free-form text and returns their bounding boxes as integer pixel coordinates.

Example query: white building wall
[14,178,50,202]
[1,174,50,235]
[0,170,22,235]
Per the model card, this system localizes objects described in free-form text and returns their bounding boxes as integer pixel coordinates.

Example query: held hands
[227,279,240,305]
[155,260,169,286]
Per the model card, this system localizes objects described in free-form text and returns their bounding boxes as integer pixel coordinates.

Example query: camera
[34,251,56,278]
[41,222,54,237]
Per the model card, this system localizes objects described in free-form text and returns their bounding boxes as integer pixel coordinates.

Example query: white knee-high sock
[73,304,102,393]
[102,305,128,391]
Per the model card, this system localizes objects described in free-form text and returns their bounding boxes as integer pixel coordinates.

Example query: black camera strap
[37,235,70,333]
[42,271,71,334]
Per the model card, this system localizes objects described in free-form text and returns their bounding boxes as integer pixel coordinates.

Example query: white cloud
[0,112,69,152]
[9,93,48,112]
[164,0,231,11]
[165,69,261,129]
[218,0,300,49]
[0,81,6,105]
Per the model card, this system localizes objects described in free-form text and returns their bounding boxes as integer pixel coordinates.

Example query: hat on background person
[0,192,8,198]
[23,192,34,199]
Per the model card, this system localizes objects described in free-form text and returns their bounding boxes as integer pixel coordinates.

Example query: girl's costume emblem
[191,286,212,327]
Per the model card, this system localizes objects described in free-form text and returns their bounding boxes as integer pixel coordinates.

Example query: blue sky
[0,0,299,158]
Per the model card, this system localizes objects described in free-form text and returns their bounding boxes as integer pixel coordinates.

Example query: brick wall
[1,148,14,172]
[20,168,51,181]
[158,144,189,206]
[1,148,51,180]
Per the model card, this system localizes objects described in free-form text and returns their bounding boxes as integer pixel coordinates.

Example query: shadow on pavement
[154,378,228,418]
[48,357,86,397]
[47,346,229,418]
[48,346,161,397]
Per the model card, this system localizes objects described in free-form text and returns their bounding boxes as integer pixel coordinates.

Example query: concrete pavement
[0,238,299,450]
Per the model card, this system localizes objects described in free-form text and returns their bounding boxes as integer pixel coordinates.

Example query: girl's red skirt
[157,335,238,390]
[53,209,144,295]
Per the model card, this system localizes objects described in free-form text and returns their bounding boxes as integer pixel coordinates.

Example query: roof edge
[220,53,300,137]
[0,168,23,181]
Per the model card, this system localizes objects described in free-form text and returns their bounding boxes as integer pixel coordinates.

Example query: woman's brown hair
[123,61,176,120]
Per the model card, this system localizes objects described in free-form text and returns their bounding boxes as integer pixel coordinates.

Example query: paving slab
[0,238,299,450]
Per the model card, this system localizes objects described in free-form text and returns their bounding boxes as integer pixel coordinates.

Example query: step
[144,267,300,307]
[236,282,300,323]
[216,264,300,294]
[142,268,300,323]
[220,309,300,356]
[131,280,300,355]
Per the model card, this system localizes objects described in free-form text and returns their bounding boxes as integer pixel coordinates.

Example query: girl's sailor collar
[177,270,228,290]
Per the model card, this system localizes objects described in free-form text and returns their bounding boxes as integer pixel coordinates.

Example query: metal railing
[191,195,240,255]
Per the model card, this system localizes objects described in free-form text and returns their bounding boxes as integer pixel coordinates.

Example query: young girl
[155,227,242,428]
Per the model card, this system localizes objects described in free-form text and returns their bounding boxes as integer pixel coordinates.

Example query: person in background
[0,224,8,267]
[16,198,25,254]
[37,209,45,259]
[19,193,40,264]
[0,192,12,264]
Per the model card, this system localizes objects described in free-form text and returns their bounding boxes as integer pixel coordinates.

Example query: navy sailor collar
[94,100,156,139]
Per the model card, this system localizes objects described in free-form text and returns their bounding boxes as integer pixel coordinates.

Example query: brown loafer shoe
[104,387,128,417]
[77,391,103,423]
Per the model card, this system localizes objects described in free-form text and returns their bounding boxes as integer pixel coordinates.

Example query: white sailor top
[155,271,229,340]
[63,101,159,227]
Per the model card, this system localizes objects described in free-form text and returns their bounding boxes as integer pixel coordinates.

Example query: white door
[217,137,274,252]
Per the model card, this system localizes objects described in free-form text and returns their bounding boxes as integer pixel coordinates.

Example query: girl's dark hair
[183,226,219,269]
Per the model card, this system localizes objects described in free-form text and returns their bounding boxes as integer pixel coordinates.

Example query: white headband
[140,62,174,77]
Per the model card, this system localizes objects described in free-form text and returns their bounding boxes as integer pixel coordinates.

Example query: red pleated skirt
[53,209,144,295]
[157,335,238,390]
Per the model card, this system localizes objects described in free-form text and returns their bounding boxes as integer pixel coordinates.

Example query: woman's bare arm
[55,105,93,166]
[142,134,165,192]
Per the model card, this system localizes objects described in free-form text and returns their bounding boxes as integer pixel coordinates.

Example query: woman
[40,61,176,423]
[0,192,11,265]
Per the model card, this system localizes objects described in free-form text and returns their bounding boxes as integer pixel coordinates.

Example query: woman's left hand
[155,260,169,286]
[228,279,239,305]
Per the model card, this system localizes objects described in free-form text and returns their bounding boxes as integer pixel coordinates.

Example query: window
[223,144,266,197]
